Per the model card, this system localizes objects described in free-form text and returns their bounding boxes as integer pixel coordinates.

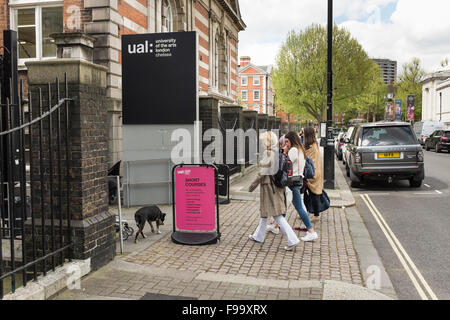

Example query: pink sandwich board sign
[171,164,220,245]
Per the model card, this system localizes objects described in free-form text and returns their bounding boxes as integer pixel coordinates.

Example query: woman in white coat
[248,131,300,251]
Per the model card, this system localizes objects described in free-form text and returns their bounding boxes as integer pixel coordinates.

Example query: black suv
[424,130,450,153]
[345,122,424,188]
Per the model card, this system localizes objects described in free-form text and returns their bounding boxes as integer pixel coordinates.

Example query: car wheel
[425,144,430,151]
[349,168,360,188]
[409,179,422,188]
[436,144,442,153]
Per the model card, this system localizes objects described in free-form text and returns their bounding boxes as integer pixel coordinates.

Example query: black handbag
[288,175,303,187]
[303,189,330,213]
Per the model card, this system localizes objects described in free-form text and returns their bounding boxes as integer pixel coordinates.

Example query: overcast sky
[238,0,450,74]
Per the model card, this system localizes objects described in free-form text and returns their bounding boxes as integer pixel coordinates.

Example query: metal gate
[0,31,73,298]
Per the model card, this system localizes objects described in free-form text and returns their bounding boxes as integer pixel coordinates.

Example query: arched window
[161,0,173,32]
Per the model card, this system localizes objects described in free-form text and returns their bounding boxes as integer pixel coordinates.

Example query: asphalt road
[337,148,450,300]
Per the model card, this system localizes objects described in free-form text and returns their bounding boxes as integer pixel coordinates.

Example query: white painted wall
[421,71,450,128]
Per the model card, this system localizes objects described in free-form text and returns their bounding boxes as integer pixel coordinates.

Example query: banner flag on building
[407,95,415,121]
[385,100,394,121]
[395,99,402,121]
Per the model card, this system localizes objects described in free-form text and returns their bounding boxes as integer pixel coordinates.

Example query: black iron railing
[0,74,73,299]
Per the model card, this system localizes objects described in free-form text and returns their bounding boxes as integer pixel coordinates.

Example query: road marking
[360,194,439,300]
[435,190,443,194]
[424,184,431,188]
[413,192,438,195]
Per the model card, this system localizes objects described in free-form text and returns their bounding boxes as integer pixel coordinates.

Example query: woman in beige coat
[248,131,300,251]
[304,127,324,222]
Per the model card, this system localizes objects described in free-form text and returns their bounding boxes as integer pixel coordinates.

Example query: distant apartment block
[238,56,274,115]
[372,58,397,84]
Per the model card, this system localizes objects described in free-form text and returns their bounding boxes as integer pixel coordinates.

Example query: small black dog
[134,206,166,243]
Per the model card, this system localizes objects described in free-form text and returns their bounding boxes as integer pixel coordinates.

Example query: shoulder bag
[287,148,303,187]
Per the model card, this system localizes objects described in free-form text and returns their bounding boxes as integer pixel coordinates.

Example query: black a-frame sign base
[171,231,220,246]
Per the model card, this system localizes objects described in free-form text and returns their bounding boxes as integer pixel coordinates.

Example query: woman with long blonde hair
[248,131,300,251]
[303,127,324,222]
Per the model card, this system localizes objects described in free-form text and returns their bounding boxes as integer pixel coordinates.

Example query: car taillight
[355,153,361,164]
[441,137,449,142]
[417,151,424,162]
[339,142,344,146]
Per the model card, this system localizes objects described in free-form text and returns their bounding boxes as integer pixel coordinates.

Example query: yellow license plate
[378,153,400,158]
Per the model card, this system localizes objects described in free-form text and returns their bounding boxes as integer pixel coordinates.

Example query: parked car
[414,121,445,145]
[334,131,346,160]
[345,122,424,188]
[333,128,342,139]
[342,126,356,165]
[424,130,450,153]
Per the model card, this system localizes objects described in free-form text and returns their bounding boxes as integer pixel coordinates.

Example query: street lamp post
[324,0,335,189]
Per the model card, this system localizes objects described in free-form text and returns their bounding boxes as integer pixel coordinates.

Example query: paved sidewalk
[52,162,396,300]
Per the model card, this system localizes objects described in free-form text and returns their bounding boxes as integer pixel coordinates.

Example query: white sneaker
[266,225,280,235]
[301,232,318,242]
[284,240,300,251]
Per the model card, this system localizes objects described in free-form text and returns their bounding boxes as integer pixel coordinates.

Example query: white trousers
[252,216,300,246]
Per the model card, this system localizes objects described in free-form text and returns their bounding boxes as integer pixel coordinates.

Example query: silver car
[334,131,346,161]
[345,122,424,188]
[342,126,356,165]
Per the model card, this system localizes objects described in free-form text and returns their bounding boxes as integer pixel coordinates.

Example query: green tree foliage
[395,58,426,121]
[273,24,375,123]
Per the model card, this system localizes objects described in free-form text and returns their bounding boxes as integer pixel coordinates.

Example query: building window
[253,76,260,86]
[254,90,260,101]
[241,90,248,101]
[241,76,248,86]
[161,0,173,32]
[12,4,63,64]
[214,37,219,89]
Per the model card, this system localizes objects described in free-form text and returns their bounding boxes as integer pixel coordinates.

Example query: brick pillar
[257,114,268,135]
[275,118,282,132]
[26,58,115,270]
[199,97,219,162]
[219,105,243,174]
[242,110,258,167]
[268,116,277,131]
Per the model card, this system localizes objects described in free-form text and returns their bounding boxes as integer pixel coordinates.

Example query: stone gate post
[26,58,115,270]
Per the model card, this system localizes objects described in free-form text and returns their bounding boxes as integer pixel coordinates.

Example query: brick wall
[195,0,210,94]
[0,0,9,46]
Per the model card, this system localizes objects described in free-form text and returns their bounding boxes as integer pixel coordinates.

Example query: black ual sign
[122,32,197,125]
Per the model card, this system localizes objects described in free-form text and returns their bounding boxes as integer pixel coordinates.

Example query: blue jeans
[290,186,312,230]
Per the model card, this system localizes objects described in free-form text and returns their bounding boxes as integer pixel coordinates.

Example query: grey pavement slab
[323,280,393,300]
